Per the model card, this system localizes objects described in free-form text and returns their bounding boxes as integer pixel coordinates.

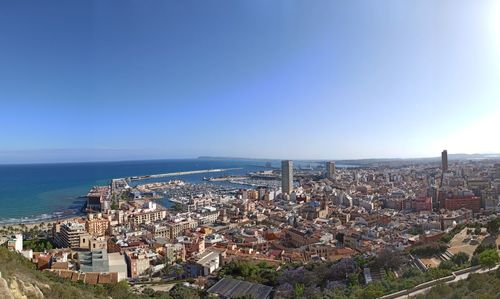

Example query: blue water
[0,159,273,224]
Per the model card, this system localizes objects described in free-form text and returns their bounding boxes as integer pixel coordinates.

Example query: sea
[0,159,354,225]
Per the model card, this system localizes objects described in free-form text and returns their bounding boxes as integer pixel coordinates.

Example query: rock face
[0,271,15,299]
[0,272,44,299]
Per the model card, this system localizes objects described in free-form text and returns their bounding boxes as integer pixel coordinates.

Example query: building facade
[281,160,293,195]
[86,217,110,237]
[441,150,448,172]
[326,161,336,179]
[55,222,87,249]
[129,210,167,225]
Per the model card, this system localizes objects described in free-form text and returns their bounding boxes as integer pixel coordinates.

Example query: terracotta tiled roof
[98,273,112,284]
[109,272,119,283]
[84,273,99,285]
[71,272,80,282]
[59,270,73,279]
[336,247,354,255]
[51,262,69,270]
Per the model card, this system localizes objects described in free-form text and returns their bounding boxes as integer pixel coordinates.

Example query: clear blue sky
[0,1,499,163]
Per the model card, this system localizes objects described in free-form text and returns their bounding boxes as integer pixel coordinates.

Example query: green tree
[478,249,499,269]
[375,249,403,270]
[486,218,499,236]
[105,280,132,298]
[451,252,469,266]
[169,284,200,299]
[347,273,359,287]
[439,260,455,270]
[142,287,156,296]
[361,282,385,299]
[471,255,480,266]
[410,243,447,257]
[430,283,453,296]
[293,283,304,299]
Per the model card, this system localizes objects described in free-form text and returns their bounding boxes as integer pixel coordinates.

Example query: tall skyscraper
[326,161,336,179]
[281,160,293,194]
[441,150,448,172]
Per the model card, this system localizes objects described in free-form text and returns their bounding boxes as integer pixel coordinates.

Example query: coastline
[0,215,85,233]
[0,160,260,223]
[0,196,174,231]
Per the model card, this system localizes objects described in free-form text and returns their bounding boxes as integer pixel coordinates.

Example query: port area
[203,175,246,182]
[87,168,282,213]
[123,168,242,182]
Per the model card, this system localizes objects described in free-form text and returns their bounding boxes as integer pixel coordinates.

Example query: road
[394,265,499,299]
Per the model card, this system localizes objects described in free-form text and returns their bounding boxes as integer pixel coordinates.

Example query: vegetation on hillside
[216,255,455,299]
[23,239,54,252]
[217,260,280,286]
[416,269,500,299]
[410,243,447,257]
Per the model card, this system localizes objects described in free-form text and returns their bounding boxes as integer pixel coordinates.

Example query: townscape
[1,151,499,299]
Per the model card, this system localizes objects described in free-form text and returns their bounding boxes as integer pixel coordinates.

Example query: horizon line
[1,153,499,166]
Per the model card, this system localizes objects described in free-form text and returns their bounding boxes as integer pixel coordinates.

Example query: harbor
[125,168,243,181]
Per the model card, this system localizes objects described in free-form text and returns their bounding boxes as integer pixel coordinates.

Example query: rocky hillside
[0,247,115,299]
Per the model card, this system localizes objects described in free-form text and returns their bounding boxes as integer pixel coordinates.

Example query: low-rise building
[7,234,23,252]
[79,249,109,273]
[165,219,198,240]
[108,252,128,281]
[129,209,167,225]
[79,234,107,251]
[187,248,224,277]
[125,249,150,278]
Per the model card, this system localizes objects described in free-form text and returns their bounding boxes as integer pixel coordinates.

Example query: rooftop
[207,277,273,299]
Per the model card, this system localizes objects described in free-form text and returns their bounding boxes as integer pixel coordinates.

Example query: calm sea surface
[0,159,355,224]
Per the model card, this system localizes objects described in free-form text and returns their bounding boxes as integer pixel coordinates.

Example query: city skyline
[1,2,499,297]
[1,1,499,163]
[0,149,499,165]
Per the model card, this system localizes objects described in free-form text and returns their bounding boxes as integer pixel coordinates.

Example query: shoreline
[0,163,263,228]
[0,197,174,231]
[0,215,85,233]
[0,213,85,230]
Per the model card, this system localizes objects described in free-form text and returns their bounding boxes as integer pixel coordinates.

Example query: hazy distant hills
[199,153,500,167]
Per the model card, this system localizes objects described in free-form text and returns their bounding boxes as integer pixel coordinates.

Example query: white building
[7,234,23,252]
[195,249,223,276]
[108,252,128,281]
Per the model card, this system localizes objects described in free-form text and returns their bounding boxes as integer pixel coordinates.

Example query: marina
[126,168,243,181]
[0,160,265,224]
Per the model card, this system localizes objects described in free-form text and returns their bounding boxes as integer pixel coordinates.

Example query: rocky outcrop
[0,272,44,299]
[0,271,15,299]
